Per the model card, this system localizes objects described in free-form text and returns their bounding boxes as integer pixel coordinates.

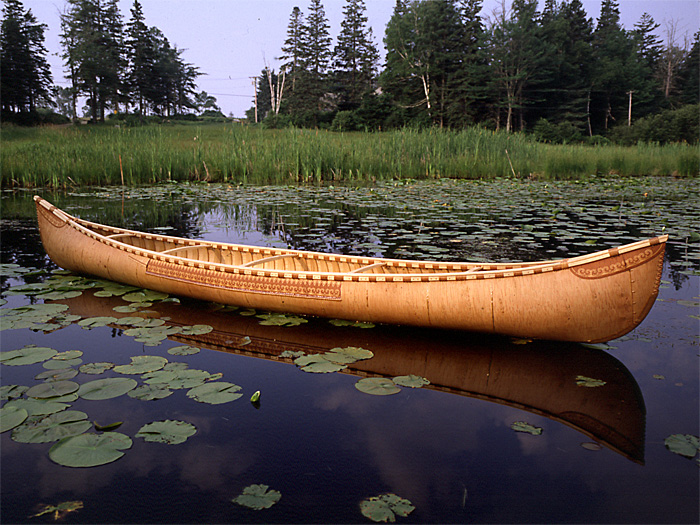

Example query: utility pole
[251,77,258,123]
[627,90,635,126]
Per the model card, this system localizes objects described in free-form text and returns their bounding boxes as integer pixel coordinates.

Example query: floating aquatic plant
[136,420,196,444]
[0,345,57,366]
[510,421,543,435]
[187,382,243,404]
[30,500,83,519]
[355,378,401,396]
[359,493,415,522]
[11,411,91,443]
[49,432,132,467]
[664,434,700,459]
[77,377,138,400]
[0,405,28,433]
[232,484,281,510]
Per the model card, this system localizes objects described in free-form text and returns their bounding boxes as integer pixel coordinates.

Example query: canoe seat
[350,263,386,274]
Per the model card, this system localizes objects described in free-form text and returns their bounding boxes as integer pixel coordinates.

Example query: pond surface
[1,179,698,524]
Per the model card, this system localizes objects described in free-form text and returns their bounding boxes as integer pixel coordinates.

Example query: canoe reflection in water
[56,290,646,465]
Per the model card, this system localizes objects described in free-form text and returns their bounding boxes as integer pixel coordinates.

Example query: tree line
[2,0,698,143]
[251,0,698,142]
[1,0,218,124]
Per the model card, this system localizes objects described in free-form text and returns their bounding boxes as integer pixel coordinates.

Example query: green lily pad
[79,362,115,375]
[114,355,168,375]
[122,290,169,302]
[167,345,200,356]
[280,350,305,358]
[78,316,118,329]
[0,384,28,400]
[179,324,214,335]
[35,368,79,381]
[49,432,132,467]
[664,434,700,458]
[0,345,57,366]
[360,493,415,522]
[355,378,401,396]
[127,384,173,401]
[54,350,84,360]
[43,357,83,370]
[294,354,347,373]
[143,369,214,389]
[78,377,138,400]
[392,374,430,388]
[329,319,375,328]
[575,375,606,387]
[3,398,70,416]
[26,380,80,399]
[511,421,543,435]
[12,410,91,443]
[0,406,28,433]
[30,500,83,519]
[136,420,197,444]
[257,313,308,327]
[187,382,243,404]
[232,484,281,510]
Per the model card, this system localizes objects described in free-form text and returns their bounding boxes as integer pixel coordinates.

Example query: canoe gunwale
[34,196,668,284]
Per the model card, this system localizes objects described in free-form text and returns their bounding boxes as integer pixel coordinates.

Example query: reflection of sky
[1,188,698,524]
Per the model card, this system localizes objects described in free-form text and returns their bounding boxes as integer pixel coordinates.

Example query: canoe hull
[35,196,666,342]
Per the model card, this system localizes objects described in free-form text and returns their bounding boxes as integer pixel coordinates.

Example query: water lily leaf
[355,378,401,396]
[511,421,543,435]
[79,362,115,375]
[294,354,347,373]
[122,290,169,302]
[127,384,173,401]
[575,375,606,387]
[329,319,375,328]
[26,380,79,399]
[54,350,84,360]
[167,345,200,356]
[35,368,79,381]
[257,313,308,327]
[43,357,83,370]
[39,290,83,300]
[330,346,374,360]
[232,484,281,510]
[94,421,123,432]
[392,374,430,388]
[3,398,70,416]
[0,384,28,400]
[49,432,132,467]
[360,493,415,522]
[0,345,57,366]
[30,500,83,519]
[0,406,28,433]
[78,316,117,329]
[187,382,243,404]
[179,324,213,335]
[12,410,91,443]
[664,434,700,458]
[280,350,305,358]
[114,355,168,375]
[78,377,137,400]
[136,420,196,444]
[143,369,213,389]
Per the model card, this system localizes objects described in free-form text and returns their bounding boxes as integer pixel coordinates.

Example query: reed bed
[1,123,697,188]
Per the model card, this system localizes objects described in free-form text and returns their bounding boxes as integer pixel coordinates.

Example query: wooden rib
[161,244,211,255]
[349,262,386,274]
[465,266,483,273]
[242,253,299,268]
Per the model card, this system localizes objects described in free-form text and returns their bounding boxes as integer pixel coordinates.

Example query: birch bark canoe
[34,195,667,342]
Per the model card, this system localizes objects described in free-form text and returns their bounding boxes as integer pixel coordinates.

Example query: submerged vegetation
[1,123,697,188]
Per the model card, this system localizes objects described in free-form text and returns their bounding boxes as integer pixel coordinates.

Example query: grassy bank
[1,123,697,187]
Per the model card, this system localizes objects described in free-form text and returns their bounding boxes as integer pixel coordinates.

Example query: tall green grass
[1,123,697,188]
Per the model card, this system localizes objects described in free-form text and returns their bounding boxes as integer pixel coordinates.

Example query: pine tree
[299,0,333,115]
[332,0,379,109]
[0,0,53,115]
[279,6,304,97]
[676,32,699,106]
[125,0,153,114]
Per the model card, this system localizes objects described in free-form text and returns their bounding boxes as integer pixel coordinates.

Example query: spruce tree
[0,0,53,116]
[299,0,332,116]
[279,6,305,114]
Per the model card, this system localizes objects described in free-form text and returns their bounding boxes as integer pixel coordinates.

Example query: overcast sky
[20,0,700,117]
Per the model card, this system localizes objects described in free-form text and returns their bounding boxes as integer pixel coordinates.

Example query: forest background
[1,0,698,147]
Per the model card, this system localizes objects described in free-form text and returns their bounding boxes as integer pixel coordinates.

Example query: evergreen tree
[0,0,53,115]
[125,0,153,114]
[676,32,699,106]
[332,0,379,109]
[279,6,304,105]
[299,0,333,116]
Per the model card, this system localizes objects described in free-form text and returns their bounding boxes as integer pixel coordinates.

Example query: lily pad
[187,382,243,404]
[167,345,200,356]
[49,432,132,467]
[136,420,197,444]
[257,313,308,327]
[355,378,401,396]
[0,405,28,433]
[179,324,214,335]
[78,377,138,400]
[232,484,281,510]
[54,350,84,360]
[0,384,28,400]
[664,434,700,458]
[143,369,214,389]
[12,410,91,443]
[3,398,70,416]
[127,384,173,401]
[30,500,83,519]
[511,421,543,435]
[0,345,57,366]
[79,362,115,375]
[392,375,430,388]
[43,357,83,370]
[329,319,375,328]
[78,316,118,329]
[114,355,168,375]
[122,290,169,302]
[26,380,80,399]
[575,375,606,387]
[35,368,79,381]
[360,493,415,522]
[294,354,347,373]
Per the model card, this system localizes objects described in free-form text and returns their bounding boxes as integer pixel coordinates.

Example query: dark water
[1,180,698,524]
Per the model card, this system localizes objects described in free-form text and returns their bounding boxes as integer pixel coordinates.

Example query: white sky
[20,0,700,117]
